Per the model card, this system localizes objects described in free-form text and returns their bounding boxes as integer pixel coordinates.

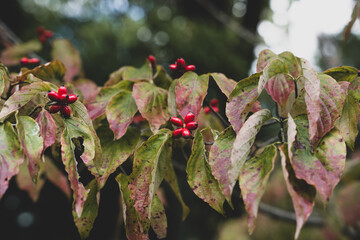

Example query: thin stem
[28,105,42,117]
[204,99,230,127]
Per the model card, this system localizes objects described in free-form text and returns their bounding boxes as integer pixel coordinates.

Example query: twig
[204,99,230,127]
[254,136,279,149]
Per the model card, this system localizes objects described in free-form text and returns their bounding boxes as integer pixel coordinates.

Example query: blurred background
[1,0,360,239]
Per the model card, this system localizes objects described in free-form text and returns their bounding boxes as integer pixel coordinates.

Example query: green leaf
[132,82,170,133]
[106,90,138,139]
[186,129,226,214]
[288,115,346,203]
[239,144,277,234]
[335,81,359,150]
[278,51,302,79]
[278,144,315,240]
[309,73,346,148]
[123,63,152,82]
[164,156,190,221]
[167,79,178,117]
[87,80,133,119]
[116,173,149,240]
[35,109,56,150]
[153,65,172,89]
[175,72,209,119]
[256,49,277,73]
[16,60,66,84]
[323,66,358,82]
[0,63,10,97]
[211,73,237,98]
[208,126,236,204]
[73,179,99,240]
[128,129,172,231]
[0,121,24,198]
[16,115,43,181]
[0,40,41,66]
[228,109,271,196]
[61,117,96,217]
[96,125,140,188]
[51,39,83,82]
[226,73,261,133]
[150,194,167,239]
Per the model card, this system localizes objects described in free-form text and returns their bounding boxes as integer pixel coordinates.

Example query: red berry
[210,99,219,107]
[20,57,29,65]
[204,106,211,114]
[58,85,67,95]
[170,117,183,127]
[58,94,67,102]
[39,35,47,43]
[29,58,40,64]
[212,106,219,113]
[184,112,195,124]
[147,55,156,66]
[49,105,62,113]
[170,64,177,71]
[60,105,71,118]
[185,121,198,130]
[173,128,183,138]
[37,27,45,35]
[45,30,53,38]
[182,128,191,138]
[185,65,196,71]
[66,94,77,104]
[176,58,186,70]
[48,91,60,101]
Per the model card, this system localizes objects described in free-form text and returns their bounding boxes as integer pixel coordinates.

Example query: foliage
[1,36,360,240]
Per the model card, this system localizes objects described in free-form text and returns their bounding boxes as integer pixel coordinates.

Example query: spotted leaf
[256,49,277,73]
[211,73,237,98]
[323,66,358,82]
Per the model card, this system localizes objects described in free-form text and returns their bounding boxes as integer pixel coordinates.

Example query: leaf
[87,80,133,119]
[128,129,172,231]
[167,79,177,117]
[51,39,83,82]
[258,58,288,94]
[61,117,96,217]
[44,156,71,198]
[106,90,138,139]
[336,181,360,226]
[300,58,321,148]
[323,66,358,82]
[0,121,24,199]
[35,109,56,150]
[96,125,140,188]
[0,81,52,122]
[226,73,261,133]
[116,173,149,240]
[175,72,209,120]
[239,144,277,234]
[153,65,172,90]
[150,194,167,239]
[208,126,236,204]
[278,144,315,240]
[16,115,43,181]
[278,51,302,79]
[211,73,237,98]
[73,179,99,240]
[123,63,152,82]
[342,1,360,43]
[16,60,66,84]
[335,81,359,150]
[72,78,100,105]
[0,63,10,97]
[0,40,42,66]
[186,129,226,214]
[288,115,346,203]
[163,155,190,221]
[133,82,170,133]
[309,74,346,148]
[265,73,295,117]
[16,161,45,202]
[256,49,277,73]
[228,109,271,196]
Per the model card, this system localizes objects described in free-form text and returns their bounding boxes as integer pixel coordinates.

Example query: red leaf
[35,109,56,150]
[256,49,277,73]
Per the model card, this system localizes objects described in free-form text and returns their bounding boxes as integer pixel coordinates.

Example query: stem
[28,105,42,116]
[204,99,230,127]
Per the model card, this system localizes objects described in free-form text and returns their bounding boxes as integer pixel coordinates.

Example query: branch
[204,99,230,127]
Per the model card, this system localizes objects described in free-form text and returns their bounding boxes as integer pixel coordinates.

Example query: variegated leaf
[288,115,346,203]
[123,63,152,82]
[278,51,301,79]
[16,161,45,202]
[228,109,271,196]
[150,194,167,239]
[226,73,261,133]
[153,65,172,90]
[211,73,237,98]
[323,66,358,82]
[256,49,277,73]
[239,144,277,234]
[279,144,315,240]
[186,129,225,214]
[35,109,56,150]
[258,58,287,94]
[133,82,170,133]
[175,72,209,119]
[167,79,178,117]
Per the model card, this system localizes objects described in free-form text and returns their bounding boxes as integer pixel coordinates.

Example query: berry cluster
[171,112,198,138]
[204,99,219,114]
[47,86,77,118]
[20,57,40,67]
[170,58,195,76]
[37,27,53,43]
